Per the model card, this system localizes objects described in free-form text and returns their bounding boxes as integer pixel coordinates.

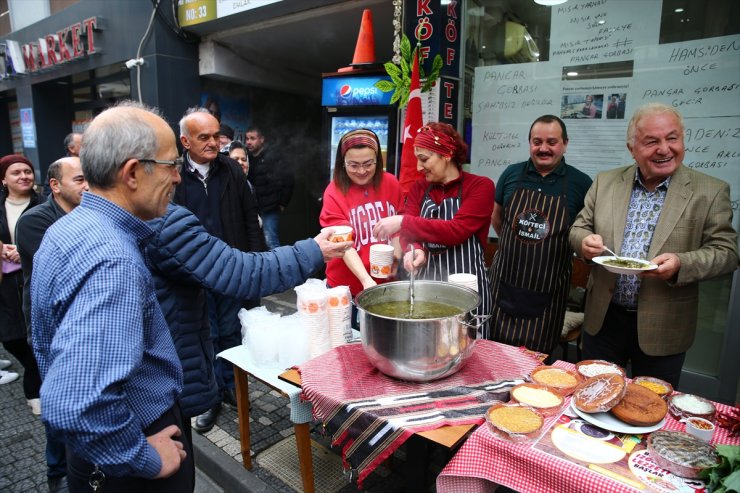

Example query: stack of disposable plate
[448,273,478,292]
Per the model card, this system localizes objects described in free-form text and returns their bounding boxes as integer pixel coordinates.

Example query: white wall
[8,0,50,32]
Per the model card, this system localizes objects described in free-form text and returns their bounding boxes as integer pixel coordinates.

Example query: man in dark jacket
[246,125,294,249]
[175,108,269,432]
[16,156,88,493]
[146,205,349,423]
[22,177,351,476]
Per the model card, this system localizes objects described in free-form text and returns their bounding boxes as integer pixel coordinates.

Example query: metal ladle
[408,244,415,317]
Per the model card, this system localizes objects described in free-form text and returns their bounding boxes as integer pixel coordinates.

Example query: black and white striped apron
[489,169,571,353]
[417,179,492,338]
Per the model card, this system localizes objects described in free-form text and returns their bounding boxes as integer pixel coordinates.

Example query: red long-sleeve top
[401,171,495,248]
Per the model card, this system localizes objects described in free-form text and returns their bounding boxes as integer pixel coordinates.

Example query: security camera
[125,58,144,69]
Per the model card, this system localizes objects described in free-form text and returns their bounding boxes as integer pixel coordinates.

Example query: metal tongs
[408,244,415,317]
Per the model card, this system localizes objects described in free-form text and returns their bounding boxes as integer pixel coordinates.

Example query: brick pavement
[0,350,48,492]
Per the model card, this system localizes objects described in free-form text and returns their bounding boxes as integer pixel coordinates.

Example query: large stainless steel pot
[356,281,488,382]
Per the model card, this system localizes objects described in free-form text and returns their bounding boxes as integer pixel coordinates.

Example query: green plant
[698,445,740,493]
[374,34,443,108]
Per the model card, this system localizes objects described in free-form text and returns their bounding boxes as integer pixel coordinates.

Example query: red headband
[340,129,378,156]
[414,126,457,158]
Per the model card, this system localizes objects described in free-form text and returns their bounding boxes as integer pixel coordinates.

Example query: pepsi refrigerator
[321,71,399,182]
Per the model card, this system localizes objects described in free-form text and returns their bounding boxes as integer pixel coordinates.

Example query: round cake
[611,383,668,426]
[510,383,565,416]
[486,403,544,442]
[573,374,626,413]
[529,366,580,396]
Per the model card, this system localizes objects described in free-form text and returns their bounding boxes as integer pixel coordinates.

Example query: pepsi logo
[339,84,352,97]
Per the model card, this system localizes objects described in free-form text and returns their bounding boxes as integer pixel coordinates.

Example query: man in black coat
[246,125,294,249]
[175,107,265,432]
[16,156,88,492]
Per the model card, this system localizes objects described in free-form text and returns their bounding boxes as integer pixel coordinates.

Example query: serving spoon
[602,246,624,261]
[408,244,415,317]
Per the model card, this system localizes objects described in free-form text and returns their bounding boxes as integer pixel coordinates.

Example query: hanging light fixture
[534,0,568,6]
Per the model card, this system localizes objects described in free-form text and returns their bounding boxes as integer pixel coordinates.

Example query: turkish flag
[398,49,423,199]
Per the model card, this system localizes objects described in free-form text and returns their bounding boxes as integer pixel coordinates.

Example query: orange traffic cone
[338,9,378,72]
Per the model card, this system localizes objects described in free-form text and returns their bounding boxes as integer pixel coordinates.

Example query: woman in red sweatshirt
[320,129,403,308]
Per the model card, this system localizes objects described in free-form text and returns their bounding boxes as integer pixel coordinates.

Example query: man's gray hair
[627,103,684,148]
[179,107,213,138]
[80,101,163,189]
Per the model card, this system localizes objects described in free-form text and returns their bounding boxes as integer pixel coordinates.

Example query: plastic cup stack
[448,273,478,292]
[327,286,352,347]
[295,279,331,358]
[238,306,280,368]
[369,244,395,278]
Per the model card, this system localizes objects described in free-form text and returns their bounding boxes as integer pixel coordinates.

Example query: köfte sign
[2,17,100,78]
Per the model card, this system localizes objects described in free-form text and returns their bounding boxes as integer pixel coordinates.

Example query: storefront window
[465,0,740,391]
[69,64,130,124]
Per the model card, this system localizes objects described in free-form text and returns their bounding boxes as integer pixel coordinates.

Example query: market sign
[1,17,100,79]
[177,0,283,27]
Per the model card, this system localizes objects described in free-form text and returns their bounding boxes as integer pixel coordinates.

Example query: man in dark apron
[490,115,592,354]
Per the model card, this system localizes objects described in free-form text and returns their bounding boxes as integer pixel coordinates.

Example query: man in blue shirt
[31,102,192,491]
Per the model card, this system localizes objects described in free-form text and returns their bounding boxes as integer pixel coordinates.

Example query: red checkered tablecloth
[298,340,542,486]
[436,361,740,493]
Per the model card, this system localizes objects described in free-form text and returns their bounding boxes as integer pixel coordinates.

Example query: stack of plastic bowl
[448,273,478,292]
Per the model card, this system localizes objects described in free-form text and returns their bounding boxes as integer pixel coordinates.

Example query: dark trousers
[45,423,67,479]
[65,404,194,493]
[2,337,41,399]
[207,292,242,395]
[582,303,686,389]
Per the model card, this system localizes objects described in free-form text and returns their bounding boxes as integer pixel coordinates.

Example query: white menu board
[470,0,740,234]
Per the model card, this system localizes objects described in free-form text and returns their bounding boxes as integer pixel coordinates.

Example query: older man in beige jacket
[569,103,738,388]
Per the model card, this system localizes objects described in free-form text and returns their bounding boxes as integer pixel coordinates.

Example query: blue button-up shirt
[613,170,671,308]
[31,193,183,478]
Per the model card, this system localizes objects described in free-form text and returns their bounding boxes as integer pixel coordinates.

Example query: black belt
[610,302,637,313]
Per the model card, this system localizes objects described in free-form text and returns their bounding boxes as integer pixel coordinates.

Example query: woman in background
[0,154,45,414]
[229,140,250,175]
[320,129,403,321]
[373,123,495,337]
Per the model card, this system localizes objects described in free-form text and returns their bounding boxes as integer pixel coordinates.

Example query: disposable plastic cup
[324,225,353,243]
[370,244,395,278]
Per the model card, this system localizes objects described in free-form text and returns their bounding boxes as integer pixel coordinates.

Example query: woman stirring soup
[373,123,495,336]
